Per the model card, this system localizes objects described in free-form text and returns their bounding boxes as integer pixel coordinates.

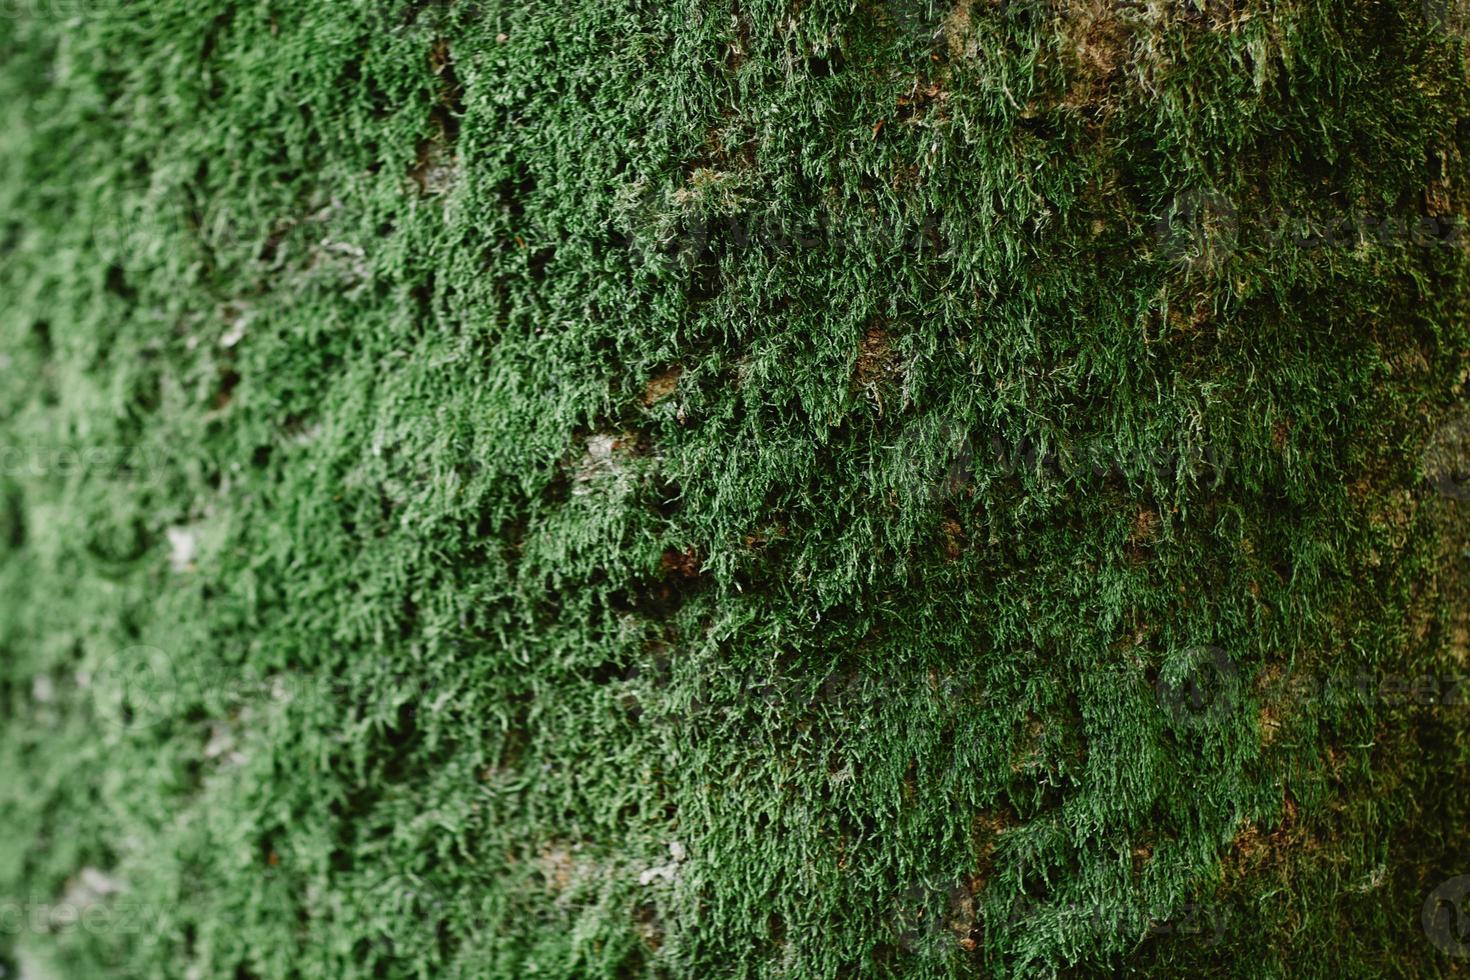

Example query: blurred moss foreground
[2,1,1470,977]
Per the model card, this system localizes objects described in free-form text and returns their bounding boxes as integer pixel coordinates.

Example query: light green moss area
[1,1,1469,976]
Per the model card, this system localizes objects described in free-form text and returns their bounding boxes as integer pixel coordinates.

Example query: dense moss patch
[1,1,1469,976]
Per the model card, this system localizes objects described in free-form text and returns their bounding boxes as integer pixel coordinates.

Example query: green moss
[1,1,1469,977]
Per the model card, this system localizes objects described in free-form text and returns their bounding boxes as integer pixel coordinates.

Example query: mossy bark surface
[1,1,1469,977]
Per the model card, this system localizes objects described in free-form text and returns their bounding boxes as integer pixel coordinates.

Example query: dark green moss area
[2,0,1470,976]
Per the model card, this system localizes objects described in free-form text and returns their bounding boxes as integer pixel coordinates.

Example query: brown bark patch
[642,365,683,407]
[941,0,976,60]
[854,326,895,387]
[410,38,465,196]
[1057,1,1134,110]
[660,546,702,579]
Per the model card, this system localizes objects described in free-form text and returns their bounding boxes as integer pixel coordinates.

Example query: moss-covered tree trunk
[2,1,1469,977]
